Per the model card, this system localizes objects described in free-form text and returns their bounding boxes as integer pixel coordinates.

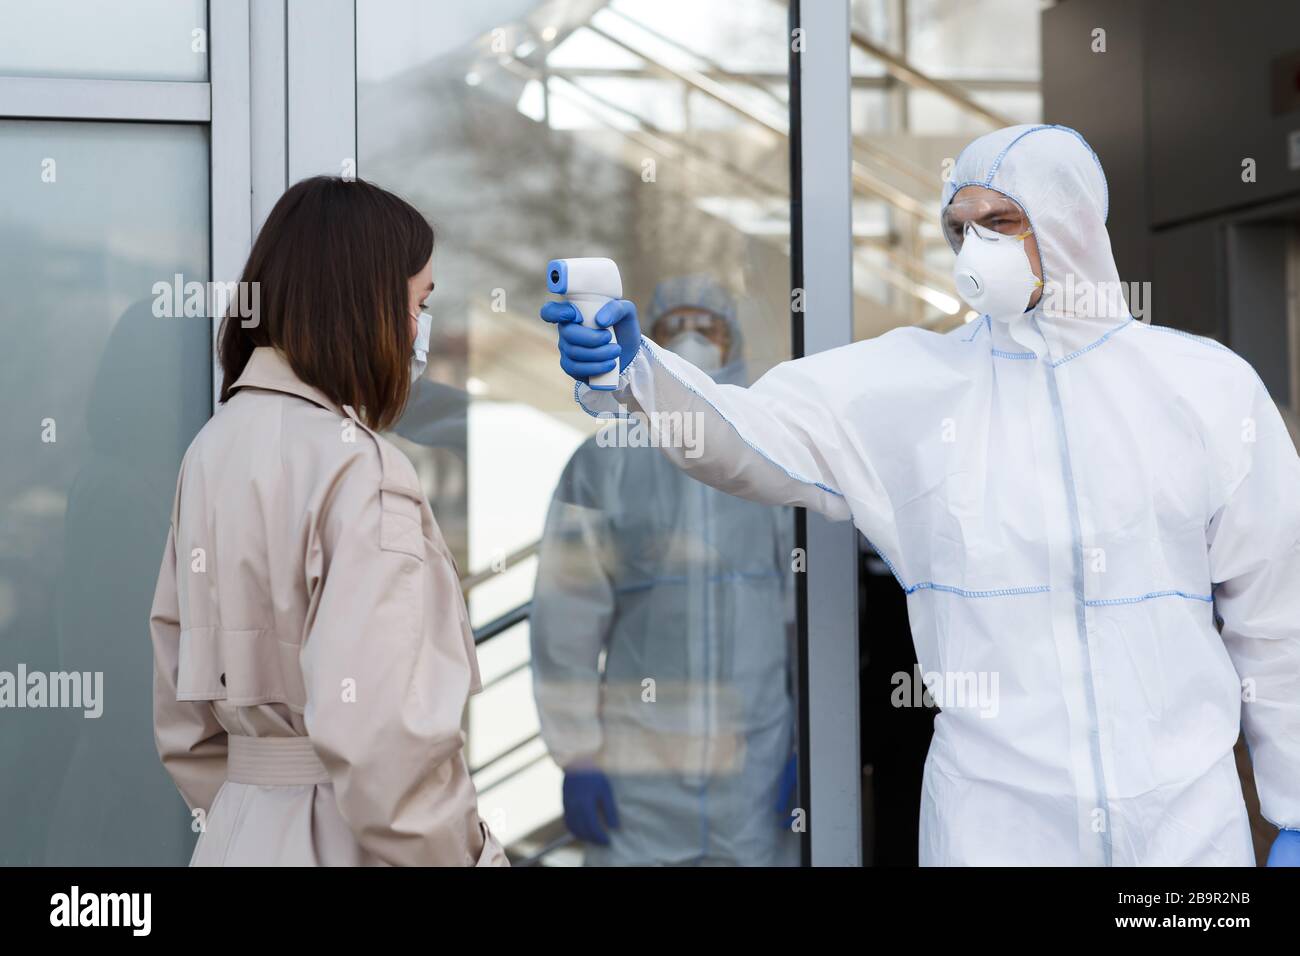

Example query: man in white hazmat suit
[540,124,1300,866]
[532,276,800,866]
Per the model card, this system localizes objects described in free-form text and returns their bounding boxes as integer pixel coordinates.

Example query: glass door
[358,0,805,866]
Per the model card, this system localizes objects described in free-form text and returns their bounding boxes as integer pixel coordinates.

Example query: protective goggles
[941,195,1032,251]
[650,308,730,342]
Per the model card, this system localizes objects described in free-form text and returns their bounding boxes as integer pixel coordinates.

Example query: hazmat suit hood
[649,274,747,385]
[942,124,1129,357]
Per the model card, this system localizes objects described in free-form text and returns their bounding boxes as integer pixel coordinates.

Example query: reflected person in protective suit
[48,298,205,865]
[531,276,800,866]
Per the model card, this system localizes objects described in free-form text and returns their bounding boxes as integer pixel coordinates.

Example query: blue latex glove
[774,753,798,825]
[562,766,620,846]
[1267,828,1300,866]
[539,298,641,385]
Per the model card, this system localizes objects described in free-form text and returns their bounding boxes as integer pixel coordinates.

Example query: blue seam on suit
[984,125,1053,183]
[864,536,1048,599]
[907,582,1050,598]
[1085,590,1213,606]
[1048,318,1135,368]
[1137,323,1231,352]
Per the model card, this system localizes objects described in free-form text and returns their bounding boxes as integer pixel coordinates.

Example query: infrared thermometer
[546,257,623,390]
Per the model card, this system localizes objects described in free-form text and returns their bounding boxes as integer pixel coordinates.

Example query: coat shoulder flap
[342,405,426,561]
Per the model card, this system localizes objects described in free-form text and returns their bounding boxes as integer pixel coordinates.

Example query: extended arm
[544,298,859,521]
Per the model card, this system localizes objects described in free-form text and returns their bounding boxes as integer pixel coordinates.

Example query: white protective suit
[533,277,800,866]
[576,125,1300,866]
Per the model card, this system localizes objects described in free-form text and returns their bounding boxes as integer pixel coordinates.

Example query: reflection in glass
[848,0,1042,339]
[358,0,798,863]
[531,278,798,866]
[0,120,210,863]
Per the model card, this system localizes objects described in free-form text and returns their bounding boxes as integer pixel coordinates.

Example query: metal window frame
[792,0,863,867]
[250,0,288,234]
[211,0,254,409]
[0,76,210,121]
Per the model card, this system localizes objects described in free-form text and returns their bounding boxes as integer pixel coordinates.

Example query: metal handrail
[459,540,539,593]
[514,29,958,316]
[605,4,788,110]
[606,5,939,192]
[480,655,533,692]
[520,63,958,329]
[460,8,969,321]
[507,58,789,202]
[849,28,1015,129]
[476,749,551,795]
[473,600,531,645]
[544,64,1038,94]
[470,730,541,776]
[583,22,935,223]
[515,832,577,867]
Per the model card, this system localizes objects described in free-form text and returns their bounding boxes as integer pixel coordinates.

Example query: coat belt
[227,735,331,785]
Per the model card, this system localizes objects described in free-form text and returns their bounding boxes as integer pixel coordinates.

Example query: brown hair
[217,176,433,431]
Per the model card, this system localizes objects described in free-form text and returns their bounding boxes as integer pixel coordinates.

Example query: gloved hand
[1267,828,1300,866]
[774,753,798,826]
[540,299,641,385]
[562,764,620,846]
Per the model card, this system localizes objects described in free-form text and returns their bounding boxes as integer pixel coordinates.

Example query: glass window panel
[0,120,211,864]
[850,87,891,133]
[905,0,1040,81]
[359,0,801,866]
[548,26,647,72]
[601,0,791,74]
[906,88,1042,135]
[849,0,896,76]
[0,0,208,82]
[849,1,1043,347]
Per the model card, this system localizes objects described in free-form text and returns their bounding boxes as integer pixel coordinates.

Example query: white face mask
[410,310,432,383]
[952,222,1040,322]
[665,330,723,372]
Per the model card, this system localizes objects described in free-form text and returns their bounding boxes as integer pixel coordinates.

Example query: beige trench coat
[149,347,507,866]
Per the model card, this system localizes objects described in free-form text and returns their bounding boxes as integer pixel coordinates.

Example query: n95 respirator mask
[952,222,1040,322]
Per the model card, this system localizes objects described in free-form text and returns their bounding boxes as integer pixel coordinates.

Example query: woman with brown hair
[149,176,506,866]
